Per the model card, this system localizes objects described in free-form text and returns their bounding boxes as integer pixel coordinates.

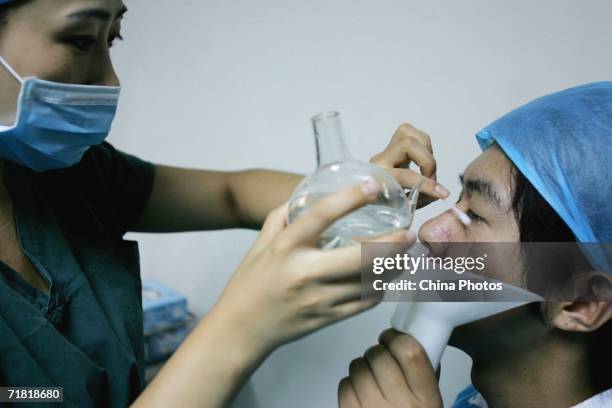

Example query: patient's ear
[550,271,612,332]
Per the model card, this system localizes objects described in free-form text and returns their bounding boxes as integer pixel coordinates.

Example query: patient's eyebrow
[459,174,505,209]
[67,5,128,21]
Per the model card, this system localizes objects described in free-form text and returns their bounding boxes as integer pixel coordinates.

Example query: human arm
[132,185,415,408]
[131,166,303,232]
[130,123,449,233]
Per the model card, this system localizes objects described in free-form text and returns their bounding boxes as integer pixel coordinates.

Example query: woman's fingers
[281,183,378,248]
[394,123,434,153]
[330,299,378,323]
[371,123,435,174]
[369,227,417,244]
[370,122,451,206]
[374,137,437,178]
[318,282,364,306]
[250,203,289,253]
[386,168,449,200]
[315,228,415,282]
[379,329,442,404]
[304,230,417,316]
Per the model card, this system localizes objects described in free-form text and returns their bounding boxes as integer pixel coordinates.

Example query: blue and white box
[142,279,190,336]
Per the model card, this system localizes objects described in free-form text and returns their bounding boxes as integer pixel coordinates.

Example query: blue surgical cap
[476,82,612,272]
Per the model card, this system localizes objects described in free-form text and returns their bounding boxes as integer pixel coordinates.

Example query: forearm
[132,306,269,408]
[227,169,303,229]
[131,166,302,233]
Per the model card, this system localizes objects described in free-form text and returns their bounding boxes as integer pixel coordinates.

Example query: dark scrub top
[0,142,155,407]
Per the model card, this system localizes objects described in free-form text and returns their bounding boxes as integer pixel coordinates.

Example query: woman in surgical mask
[0,1,452,406]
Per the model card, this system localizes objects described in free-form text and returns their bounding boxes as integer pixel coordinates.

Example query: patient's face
[419,144,520,245]
[418,145,542,355]
[419,144,526,288]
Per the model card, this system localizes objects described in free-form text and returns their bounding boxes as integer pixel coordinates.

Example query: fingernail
[361,182,379,196]
[435,184,450,198]
[405,230,417,241]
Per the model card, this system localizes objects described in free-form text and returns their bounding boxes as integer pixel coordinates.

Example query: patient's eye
[108,32,123,48]
[466,210,484,223]
[70,35,97,52]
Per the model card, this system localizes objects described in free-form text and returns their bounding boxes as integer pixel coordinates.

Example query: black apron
[0,143,154,407]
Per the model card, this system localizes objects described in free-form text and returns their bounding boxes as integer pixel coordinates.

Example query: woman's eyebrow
[67,5,128,21]
[459,174,505,209]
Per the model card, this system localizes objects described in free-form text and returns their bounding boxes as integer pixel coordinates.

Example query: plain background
[109,1,612,406]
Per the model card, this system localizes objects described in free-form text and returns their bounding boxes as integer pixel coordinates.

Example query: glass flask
[288,111,420,248]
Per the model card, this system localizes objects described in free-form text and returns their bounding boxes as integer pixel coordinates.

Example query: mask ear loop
[0,56,24,84]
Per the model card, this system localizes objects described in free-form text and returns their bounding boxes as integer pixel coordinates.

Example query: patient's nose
[418,210,463,252]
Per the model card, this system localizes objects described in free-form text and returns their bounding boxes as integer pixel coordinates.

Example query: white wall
[110,1,612,406]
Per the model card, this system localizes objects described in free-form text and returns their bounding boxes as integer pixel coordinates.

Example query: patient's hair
[512,168,576,242]
[0,0,30,24]
[511,168,578,290]
[511,165,610,390]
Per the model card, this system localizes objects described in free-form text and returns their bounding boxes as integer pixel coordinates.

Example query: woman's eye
[70,36,97,52]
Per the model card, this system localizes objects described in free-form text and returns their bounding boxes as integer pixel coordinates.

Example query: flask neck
[312,111,351,166]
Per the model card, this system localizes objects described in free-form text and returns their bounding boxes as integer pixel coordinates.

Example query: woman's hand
[136,184,416,408]
[338,329,443,408]
[370,123,450,207]
[213,183,416,355]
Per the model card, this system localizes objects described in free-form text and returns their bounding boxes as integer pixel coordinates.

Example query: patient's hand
[338,329,442,408]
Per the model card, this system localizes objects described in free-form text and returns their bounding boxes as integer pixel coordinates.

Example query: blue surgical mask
[0,56,120,172]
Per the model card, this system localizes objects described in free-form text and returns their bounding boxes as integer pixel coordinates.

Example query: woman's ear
[551,272,612,332]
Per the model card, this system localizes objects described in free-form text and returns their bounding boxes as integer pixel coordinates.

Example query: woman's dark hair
[511,167,610,389]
